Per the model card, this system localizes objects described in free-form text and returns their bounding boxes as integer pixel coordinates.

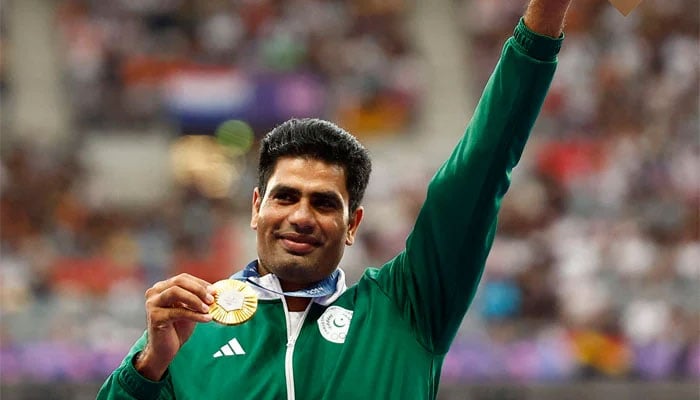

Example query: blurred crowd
[54,0,421,137]
[1,0,699,384]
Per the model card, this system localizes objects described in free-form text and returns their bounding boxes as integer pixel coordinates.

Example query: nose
[287,200,315,234]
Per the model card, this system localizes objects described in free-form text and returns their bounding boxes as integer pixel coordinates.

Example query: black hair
[257,118,372,213]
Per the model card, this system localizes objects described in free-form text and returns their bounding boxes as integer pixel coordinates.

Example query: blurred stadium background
[0,0,698,398]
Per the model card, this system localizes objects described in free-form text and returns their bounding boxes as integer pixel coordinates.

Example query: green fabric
[514,17,564,61]
[97,21,561,400]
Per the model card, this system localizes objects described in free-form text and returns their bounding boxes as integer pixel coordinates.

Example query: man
[98,0,571,398]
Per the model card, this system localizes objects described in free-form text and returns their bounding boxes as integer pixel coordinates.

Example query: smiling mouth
[276,234,320,255]
[280,239,316,255]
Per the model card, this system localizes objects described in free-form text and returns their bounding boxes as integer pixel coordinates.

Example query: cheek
[257,205,283,225]
[324,219,349,241]
[254,213,273,234]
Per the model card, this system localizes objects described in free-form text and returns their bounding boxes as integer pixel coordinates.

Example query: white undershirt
[288,311,305,333]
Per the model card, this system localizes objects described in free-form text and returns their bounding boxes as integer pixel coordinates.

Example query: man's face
[251,157,363,290]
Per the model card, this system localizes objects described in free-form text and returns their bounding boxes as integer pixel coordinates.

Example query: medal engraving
[218,290,244,312]
[209,279,258,325]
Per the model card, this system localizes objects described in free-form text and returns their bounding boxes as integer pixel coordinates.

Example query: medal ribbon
[232,260,339,298]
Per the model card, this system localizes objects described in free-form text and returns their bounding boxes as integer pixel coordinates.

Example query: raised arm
[371,0,572,354]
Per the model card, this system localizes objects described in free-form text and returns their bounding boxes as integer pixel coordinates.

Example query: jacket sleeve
[369,19,563,354]
[96,332,176,400]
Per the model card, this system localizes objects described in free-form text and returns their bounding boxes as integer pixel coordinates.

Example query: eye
[313,197,340,211]
[273,192,296,204]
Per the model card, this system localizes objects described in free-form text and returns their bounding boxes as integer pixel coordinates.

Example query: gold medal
[209,279,258,325]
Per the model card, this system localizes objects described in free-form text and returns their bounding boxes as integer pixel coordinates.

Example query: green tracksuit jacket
[97,19,562,400]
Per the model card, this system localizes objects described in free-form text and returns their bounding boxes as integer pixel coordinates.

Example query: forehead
[267,157,349,197]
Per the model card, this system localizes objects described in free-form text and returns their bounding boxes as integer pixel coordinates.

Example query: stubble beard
[259,253,323,288]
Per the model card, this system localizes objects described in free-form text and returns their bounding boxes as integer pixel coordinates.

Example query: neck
[285,296,312,312]
[253,262,335,312]
[278,279,312,292]
[279,279,314,312]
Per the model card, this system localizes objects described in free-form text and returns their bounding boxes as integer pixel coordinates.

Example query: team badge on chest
[317,306,353,344]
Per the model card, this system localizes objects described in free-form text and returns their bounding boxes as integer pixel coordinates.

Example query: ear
[345,206,364,246]
[251,187,262,230]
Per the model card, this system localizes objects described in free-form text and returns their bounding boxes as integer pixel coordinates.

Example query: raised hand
[524,0,573,37]
[135,273,215,381]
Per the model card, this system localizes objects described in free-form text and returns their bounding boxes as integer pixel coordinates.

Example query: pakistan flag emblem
[317,306,353,344]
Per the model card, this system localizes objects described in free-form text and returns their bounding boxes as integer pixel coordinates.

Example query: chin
[266,259,317,282]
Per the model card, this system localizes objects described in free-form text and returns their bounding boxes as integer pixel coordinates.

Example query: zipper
[282,299,311,400]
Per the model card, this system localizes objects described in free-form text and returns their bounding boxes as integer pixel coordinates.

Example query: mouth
[276,233,321,255]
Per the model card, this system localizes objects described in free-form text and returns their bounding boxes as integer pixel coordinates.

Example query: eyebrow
[268,185,299,197]
[268,185,343,206]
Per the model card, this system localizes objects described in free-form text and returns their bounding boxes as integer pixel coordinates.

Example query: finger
[148,274,215,304]
[148,286,211,314]
[150,306,213,327]
[169,274,215,304]
[149,273,211,293]
[149,273,209,294]
[172,273,212,288]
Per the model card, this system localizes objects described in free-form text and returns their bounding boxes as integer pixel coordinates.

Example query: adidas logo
[213,338,246,358]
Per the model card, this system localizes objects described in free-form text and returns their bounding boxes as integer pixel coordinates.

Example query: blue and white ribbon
[232,260,339,298]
